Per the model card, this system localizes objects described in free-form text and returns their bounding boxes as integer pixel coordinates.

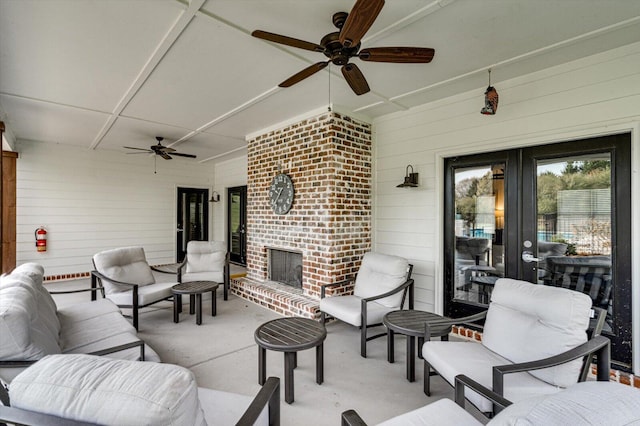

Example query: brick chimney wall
[245,111,372,299]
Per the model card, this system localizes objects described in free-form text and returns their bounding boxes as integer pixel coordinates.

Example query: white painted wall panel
[372,41,640,328]
[15,141,214,275]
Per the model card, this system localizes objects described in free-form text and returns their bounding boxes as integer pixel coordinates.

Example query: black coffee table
[383,310,453,382]
[171,281,219,325]
[254,317,327,404]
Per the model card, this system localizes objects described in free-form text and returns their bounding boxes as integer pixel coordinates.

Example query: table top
[171,280,219,295]
[255,317,326,352]
[383,310,453,338]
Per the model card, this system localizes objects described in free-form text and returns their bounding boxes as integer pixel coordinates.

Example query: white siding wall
[15,141,214,275]
[211,154,247,241]
[372,41,640,319]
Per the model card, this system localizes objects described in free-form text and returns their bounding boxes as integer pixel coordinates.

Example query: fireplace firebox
[268,248,302,289]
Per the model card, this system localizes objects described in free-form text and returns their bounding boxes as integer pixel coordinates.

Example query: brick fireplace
[231,111,372,318]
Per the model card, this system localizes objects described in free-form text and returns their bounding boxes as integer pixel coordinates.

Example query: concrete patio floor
[47,278,482,426]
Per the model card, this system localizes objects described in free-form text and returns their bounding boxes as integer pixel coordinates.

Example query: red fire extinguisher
[35,227,47,252]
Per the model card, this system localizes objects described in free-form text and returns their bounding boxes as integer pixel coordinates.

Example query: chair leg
[133,305,139,331]
[361,325,367,358]
[423,359,431,396]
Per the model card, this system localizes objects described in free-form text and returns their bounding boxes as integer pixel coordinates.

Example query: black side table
[171,281,219,325]
[383,310,452,382]
[254,317,326,404]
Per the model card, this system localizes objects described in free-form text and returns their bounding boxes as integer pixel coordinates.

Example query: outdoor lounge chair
[422,278,608,415]
[91,246,178,330]
[319,252,414,358]
[0,354,280,426]
[178,240,230,300]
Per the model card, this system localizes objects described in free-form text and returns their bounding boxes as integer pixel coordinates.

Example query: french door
[176,187,209,262]
[227,186,247,265]
[444,133,632,370]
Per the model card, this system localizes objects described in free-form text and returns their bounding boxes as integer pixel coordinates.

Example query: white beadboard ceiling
[1,0,640,163]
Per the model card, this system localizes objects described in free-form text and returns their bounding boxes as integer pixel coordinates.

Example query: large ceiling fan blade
[339,0,385,48]
[252,30,324,52]
[160,153,173,160]
[359,47,435,63]
[279,61,329,88]
[124,146,152,152]
[171,152,197,159]
[341,63,370,95]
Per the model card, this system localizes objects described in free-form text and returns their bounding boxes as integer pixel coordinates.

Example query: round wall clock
[269,173,294,215]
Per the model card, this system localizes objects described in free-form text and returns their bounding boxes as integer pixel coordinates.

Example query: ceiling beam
[89,0,207,150]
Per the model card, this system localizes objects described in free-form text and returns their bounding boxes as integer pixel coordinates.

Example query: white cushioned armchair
[0,354,280,426]
[422,278,608,415]
[178,241,230,301]
[342,358,640,426]
[91,246,178,330]
[320,252,414,358]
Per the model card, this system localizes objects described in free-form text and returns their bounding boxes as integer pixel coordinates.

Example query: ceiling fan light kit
[252,0,434,96]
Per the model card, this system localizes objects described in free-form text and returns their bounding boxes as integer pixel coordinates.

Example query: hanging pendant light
[481,69,499,115]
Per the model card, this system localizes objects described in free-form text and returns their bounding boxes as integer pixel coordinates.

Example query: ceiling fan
[251,0,435,96]
[124,137,196,160]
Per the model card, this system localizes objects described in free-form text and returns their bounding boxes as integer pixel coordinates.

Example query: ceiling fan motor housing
[320,32,360,65]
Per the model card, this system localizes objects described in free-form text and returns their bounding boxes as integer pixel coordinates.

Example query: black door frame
[444,133,632,370]
[176,187,209,263]
[227,186,247,265]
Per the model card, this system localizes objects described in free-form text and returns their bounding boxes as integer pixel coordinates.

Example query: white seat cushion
[182,271,224,284]
[490,381,640,426]
[320,295,395,327]
[9,354,205,426]
[353,252,409,308]
[198,387,269,426]
[378,398,481,426]
[423,341,563,413]
[105,280,176,306]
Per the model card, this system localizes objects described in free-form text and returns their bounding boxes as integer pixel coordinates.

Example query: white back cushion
[482,278,591,388]
[93,246,155,294]
[353,252,409,308]
[0,286,61,360]
[186,241,226,274]
[3,263,61,341]
[10,354,206,426]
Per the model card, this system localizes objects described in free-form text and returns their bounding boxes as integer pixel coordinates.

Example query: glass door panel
[227,186,247,265]
[453,164,506,305]
[534,155,613,332]
[176,187,209,262]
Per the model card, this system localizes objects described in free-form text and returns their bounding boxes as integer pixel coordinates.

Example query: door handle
[522,251,540,263]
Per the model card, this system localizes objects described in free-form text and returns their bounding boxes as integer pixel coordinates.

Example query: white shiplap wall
[372,41,640,324]
[211,154,248,241]
[15,140,214,275]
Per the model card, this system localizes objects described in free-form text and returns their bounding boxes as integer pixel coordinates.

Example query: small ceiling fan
[251,0,435,96]
[124,137,196,160]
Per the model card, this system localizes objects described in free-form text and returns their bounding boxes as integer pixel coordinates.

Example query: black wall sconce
[209,191,220,202]
[397,165,419,188]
